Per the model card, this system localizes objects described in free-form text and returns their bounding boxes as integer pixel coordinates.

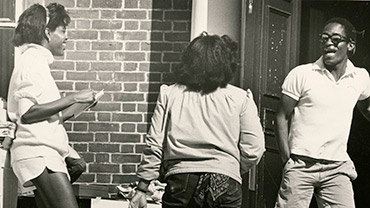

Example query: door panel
[241,0,301,207]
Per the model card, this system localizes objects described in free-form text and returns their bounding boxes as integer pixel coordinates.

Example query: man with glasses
[274,17,370,207]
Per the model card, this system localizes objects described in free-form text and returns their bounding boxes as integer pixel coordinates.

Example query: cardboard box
[91,198,161,208]
[72,184,110,199]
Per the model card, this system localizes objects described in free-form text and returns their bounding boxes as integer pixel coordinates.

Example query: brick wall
[31,0,192,195]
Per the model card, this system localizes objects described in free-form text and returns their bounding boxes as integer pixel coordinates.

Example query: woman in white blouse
[7,3,95,208]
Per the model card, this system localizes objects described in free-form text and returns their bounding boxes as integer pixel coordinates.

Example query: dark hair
[12,3,70,46]
[324,17,356,43]
[173,32,238,94]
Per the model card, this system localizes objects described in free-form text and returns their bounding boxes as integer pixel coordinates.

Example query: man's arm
[357,96,370,122]
[275,94,297,164]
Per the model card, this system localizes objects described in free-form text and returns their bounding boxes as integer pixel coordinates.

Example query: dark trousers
[162,173,242,208]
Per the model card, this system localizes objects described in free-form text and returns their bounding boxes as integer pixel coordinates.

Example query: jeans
[162,173,242,208]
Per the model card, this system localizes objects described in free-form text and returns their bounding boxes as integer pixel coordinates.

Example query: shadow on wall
[145,0,192,132]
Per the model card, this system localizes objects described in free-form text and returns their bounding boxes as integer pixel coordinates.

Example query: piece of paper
[63,90,104,119]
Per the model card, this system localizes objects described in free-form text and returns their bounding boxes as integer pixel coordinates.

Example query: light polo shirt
[7,44,70,185]
[282,57,370,161]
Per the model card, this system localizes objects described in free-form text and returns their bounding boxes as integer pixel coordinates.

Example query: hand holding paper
[62,90,104,120]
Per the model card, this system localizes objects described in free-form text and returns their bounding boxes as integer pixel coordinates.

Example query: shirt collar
[19,43,54,65]
[313,56,357,76]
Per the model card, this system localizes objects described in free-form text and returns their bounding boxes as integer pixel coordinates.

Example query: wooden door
[241,0,301,207]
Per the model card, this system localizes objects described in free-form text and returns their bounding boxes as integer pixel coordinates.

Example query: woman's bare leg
[31,168,78,208]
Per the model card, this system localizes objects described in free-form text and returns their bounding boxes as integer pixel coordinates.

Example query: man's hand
[128,190,147,208]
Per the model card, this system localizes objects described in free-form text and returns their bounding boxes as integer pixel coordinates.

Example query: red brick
[151,21,171,31]
[68,9,99,19]
[73,143,88,152]
[92,103,121,112]
[124,0,139,8]
[112,113,142,122]
[89,122,120,132]
[121,144,135,153]
[112,174,138,184]
[96,133,109,142]
[76,41,91,50]
[76,20,91,29]
[68,132,94,142]
[152,0,172,9]
[149,32,164,41]
[64,122,72,131]
[149,11,164,21]
[165,11,191,20]
[123,63,138,71]
[114,72,145,82]
[97,72,114,81]
[67,72,97,80]
[137,124,149,134]
[121,123,136,132]
[92,20,122,30]
[99,52,114,61]
[78,174,95,183]
[97,113,111,121]
[173,22,188,31]
[148,52,161,62]
[122,164,136,173]
[73,122,88,131]
[163,52,182,62]
[123,83,138,91]
[75,82,90,90]
[97,174,111,183]
[67,51,97,60]
[112,154,141,163]
[122,103,136,112]
[91,62,122,71]
[90,164,120,173]
[124,21,139,30]
[96,153,110,162]
[68,31,98,40]
[125,42,140,51]
[139,83,161,92]
[51,61,74,70]
[139,21,151,30]
[46,0,74,7]
[117,31,147,40]
[174,43,188,52]
[80,152,95,162]
[76,62,90,71]
[89,143,120,152]
[147,42,173,51]
[111,133,141,143]
[137,103,156,113]
[73,112,96,121]
[117,10,147,19]
[113,93,145,102]
[164,32,190,42]
[173,0,191,9]
[139,63,150,72]
[92,0,122,8]
[100,31,114,40]
[101,10,116,19]
[115,52,146,61]
[51,71,64,80]
[76,0,90,8]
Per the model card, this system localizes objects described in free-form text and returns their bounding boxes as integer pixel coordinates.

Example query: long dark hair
[12,3,70,47]
[173,32,238,94]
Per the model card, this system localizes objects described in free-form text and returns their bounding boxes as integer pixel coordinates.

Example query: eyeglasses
[319,33,349,46]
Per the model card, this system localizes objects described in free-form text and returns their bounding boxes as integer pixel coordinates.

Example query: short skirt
[12,156,69,188]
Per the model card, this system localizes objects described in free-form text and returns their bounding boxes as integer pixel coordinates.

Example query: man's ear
[44,28,51,42]
[348,41,356,55]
